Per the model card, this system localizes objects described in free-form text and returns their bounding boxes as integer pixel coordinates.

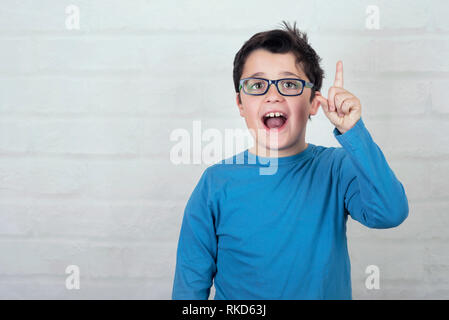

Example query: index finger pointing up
[334,60,344,88]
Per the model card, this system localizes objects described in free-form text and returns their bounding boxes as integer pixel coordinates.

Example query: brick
[0,75,203,116]
[68,1,317,33]
[83,158,207,202]
[313,36,448,75]
[366,118,449,157]
[1,0,436,35]
[0,120,32,153]
[86,242,175,279]
[200,75,241,118]
[376,0,429,31]
[0,276,172,299]
[0,203,32,236]
[27,34,237,75]
[0,239,89,276]
[0,118,142,155]
[430,79,449,114]
[0,238,176,280]
[34,37,147,72]
[348,239,425,282]
[27,201,184,242]
[430,161,449,200]
[0,159,87,197]
[423,242,449,285]
[308,35,379,74]
[0,39,36,72]
[350,79,430,116]
[147,117,250,160]
[352,279,429,299]
[430,0,449,32]
[75,277,172,299]
[0,1,68,33]
[0,277,75,299]
[375,37,449,73]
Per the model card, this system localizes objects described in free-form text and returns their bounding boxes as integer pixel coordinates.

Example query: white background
[0,0,448,299]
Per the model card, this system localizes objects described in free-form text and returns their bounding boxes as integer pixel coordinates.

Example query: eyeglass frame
[239,77,314,96]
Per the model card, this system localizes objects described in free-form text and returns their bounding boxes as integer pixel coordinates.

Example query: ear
[236,93,245,117]
[309,91,321,116]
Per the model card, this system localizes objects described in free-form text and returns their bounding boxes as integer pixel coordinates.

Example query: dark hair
[233,21,324,120]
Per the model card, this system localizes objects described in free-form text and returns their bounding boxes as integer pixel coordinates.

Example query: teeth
[264,112,285,118]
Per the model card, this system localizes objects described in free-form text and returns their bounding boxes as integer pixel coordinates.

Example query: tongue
[266,117,286,129]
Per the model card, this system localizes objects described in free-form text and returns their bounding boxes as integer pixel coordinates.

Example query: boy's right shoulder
[201,150,247,178]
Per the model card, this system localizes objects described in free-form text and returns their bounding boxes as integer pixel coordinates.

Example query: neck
[249,139,308,158]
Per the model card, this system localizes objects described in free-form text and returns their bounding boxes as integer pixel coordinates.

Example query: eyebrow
[248,71,301,78]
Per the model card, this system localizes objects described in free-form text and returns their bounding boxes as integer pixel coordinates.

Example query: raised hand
[315,61,362,134]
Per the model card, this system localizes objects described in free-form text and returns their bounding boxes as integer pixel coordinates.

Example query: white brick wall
[0,0,448,299]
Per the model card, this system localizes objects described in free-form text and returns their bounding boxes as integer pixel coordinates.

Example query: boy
[171,21,409,300]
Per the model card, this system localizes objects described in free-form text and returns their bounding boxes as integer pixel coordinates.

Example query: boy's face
[236,49,321,157]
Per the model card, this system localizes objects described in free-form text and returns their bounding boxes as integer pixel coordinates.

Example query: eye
[282,81,299,89]
[250,81,265,89]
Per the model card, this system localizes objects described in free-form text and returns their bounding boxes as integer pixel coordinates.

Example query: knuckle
[343,100,351,109]
[335,94,343,105]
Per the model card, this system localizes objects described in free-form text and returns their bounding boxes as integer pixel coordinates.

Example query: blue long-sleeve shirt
[172,118,409,300]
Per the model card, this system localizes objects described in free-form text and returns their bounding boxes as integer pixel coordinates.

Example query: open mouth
[261,112,288,131]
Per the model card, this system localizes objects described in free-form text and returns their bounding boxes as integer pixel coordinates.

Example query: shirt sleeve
[334,117,409,229]
[172,167,218,299]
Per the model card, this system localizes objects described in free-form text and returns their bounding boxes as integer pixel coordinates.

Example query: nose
[265,81,284,102]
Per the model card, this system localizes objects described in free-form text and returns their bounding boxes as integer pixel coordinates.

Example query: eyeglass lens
[243,79,304,95]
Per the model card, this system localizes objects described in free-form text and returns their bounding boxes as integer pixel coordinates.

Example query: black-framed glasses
[239,77,314,96]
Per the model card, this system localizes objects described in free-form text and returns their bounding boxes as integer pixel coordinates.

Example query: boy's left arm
[316,61,409,228]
